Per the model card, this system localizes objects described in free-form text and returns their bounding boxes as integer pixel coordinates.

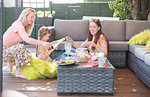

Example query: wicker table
[57,61,115,96]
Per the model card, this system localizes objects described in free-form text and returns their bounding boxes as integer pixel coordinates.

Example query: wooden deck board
[3,67,150,97]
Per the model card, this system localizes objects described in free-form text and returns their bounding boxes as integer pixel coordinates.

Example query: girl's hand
[66,36,73,43]
[48,47,56,54]
[50,47,56,52]
[87,41,96,47]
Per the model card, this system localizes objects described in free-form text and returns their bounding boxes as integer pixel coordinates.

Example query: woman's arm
[96,36,108,57]
[80,39,88,48]
[87,36,108,57]
[18,28,52,49]
[38,45,56,60]
[66,36,81,48]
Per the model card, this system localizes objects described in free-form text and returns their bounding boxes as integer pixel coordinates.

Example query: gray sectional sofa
[48,19,150,88]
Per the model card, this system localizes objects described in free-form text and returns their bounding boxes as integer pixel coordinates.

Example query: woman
[66,19,109,57]
[3,8,53,78]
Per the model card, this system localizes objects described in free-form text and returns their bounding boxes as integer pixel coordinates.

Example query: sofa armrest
[47,26,55,42]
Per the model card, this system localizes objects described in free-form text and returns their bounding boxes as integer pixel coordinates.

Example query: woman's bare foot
[15,69,25,79]
[6,62,13,72]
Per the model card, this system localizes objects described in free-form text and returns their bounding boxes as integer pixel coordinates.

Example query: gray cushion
[109,41,128,51]
[47,26,55,42]
[82,16,119,20]
[126,20,150,40]
[54,19,89,41]
[134,48,150,61]
[101,20,126,41]
[56,41,128,51]
[144,54,150,66]
[56,41,83,50]
[129,44,146,54]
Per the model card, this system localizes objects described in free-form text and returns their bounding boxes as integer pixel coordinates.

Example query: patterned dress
[3,44,31,69]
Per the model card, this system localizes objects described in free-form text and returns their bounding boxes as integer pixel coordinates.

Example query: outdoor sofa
[48,19,150,88]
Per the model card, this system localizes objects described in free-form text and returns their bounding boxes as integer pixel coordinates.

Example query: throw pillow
[21,63,45,80]
[29,57,57,79]
[128,29,150,45]
[146,39,150,50]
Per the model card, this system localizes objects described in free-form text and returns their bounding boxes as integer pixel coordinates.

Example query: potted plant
[36,10,55,26]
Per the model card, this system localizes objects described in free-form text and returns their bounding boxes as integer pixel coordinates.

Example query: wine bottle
[51,37,66,48]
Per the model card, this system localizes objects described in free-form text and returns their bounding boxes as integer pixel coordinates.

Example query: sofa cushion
[128,29,150,45]
[101,20,126,41]
[54,19,89,41]
[134,48,150,61]
[144,54,150,66]
[47,26,55,42]
[56,41,128,51]
[129,44,146,54]
[109,41,128,51]
[126,20,150,40]
[146,39,150,50]
[56,41,83,50]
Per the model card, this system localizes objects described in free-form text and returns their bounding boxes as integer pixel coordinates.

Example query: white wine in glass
[65,42,72,53]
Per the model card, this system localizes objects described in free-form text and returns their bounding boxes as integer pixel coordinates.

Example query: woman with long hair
[3,8,53,78]
[66,19,109,57]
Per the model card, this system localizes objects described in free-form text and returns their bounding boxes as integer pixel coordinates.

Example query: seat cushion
[109,41,128,51]
[56,41,83,50]
[56,41,128,51]
[144,54,150,66]
[146,39,150,50]
[134,48,150,61]
[129,44,145,54]
[54,19,89,41]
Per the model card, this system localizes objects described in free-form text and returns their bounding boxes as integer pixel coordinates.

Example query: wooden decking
[3,65,150,97]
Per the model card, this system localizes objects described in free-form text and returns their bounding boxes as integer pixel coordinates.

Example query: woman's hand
[87,41,97,47]
[66,36,73,43]
[42,42,53,50]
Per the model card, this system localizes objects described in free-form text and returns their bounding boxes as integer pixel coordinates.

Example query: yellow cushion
[128,29,150,45]
[29,57,57,79]
[21,63,45,80]
[146,39,150,50]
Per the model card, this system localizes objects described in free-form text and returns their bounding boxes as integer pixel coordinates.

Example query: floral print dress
[3,43,31,69]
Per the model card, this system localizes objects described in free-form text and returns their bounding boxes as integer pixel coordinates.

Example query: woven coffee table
[57,61,115,96]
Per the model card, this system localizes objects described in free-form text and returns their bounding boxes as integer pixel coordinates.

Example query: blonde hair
[38,26,51,40]
[14,8,35,36]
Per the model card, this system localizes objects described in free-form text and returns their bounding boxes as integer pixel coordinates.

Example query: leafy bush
[108,0,132,20]
[37,10,55,18]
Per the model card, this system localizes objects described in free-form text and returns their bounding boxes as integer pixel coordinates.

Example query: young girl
[20,27,57,80]
[36,26,56,61]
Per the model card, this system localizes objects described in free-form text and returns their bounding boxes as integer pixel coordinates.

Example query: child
[20,26,58,80]
[36,26,56,61]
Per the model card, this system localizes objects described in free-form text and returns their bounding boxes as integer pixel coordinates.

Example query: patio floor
[3,66,150,97]
[2,46,150,97]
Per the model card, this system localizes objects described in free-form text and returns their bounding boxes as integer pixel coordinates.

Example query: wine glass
[64,41,72,53]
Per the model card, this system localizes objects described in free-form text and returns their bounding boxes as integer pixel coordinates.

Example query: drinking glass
[64,42,72,53]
